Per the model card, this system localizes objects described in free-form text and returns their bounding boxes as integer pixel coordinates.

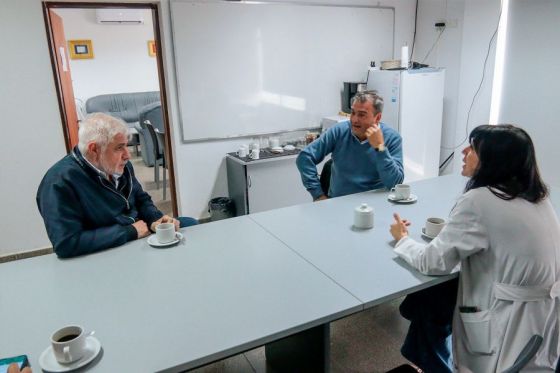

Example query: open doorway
[43,2,178,217]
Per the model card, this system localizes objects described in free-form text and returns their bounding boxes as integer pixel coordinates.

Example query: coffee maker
[341,81,367,114]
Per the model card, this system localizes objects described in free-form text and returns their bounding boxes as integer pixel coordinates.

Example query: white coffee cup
[391,184,411,200]
[50,325,89,364]
[249,142,260,151]
[425,217,446,237]
[354,203,374,229]
[156,222,176,244]
[237,145,249,158]
[249,148,260,160]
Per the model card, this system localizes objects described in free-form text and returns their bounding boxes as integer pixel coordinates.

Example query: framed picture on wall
[148,40,156,57]
[68,40,94,60]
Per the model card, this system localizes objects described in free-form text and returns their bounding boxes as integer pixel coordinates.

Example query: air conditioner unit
[96,9,145,24]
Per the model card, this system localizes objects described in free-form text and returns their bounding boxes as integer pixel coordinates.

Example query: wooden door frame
[43,2,178,217]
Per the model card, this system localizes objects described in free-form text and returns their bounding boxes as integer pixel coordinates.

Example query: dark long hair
[465,124,548,202]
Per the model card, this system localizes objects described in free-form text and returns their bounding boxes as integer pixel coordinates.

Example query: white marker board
[171,1,394,141]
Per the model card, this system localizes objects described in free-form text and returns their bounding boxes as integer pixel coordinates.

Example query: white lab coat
[394,187,560,372]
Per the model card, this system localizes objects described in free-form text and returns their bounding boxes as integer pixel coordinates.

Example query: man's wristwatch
[375,143,385,152]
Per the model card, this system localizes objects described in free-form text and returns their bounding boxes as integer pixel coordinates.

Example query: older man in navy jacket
[37,113,197,258]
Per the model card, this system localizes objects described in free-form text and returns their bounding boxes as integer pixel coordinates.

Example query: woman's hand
[390,213,410,241]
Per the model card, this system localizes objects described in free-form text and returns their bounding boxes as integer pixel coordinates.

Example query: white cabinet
[226,154,311,215]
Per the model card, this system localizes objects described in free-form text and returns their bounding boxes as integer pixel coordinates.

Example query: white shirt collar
[83,155,122,187]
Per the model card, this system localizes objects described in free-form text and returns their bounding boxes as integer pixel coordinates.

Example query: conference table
[3,174,531,372]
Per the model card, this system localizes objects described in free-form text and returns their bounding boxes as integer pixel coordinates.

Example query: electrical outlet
[435,18,458,29]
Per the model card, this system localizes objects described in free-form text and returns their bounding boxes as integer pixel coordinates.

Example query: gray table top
[6,175,555,372]
[0,216,361,372]
[249,175,467,308]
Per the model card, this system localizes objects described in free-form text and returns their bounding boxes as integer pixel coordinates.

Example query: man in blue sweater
[297,90,404,200]
[297,91,454,372]
[37,113,197,258]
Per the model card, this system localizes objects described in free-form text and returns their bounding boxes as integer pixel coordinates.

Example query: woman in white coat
[390,124,559,372]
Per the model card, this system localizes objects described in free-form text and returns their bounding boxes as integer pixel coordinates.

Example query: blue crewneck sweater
[296,121,404,199]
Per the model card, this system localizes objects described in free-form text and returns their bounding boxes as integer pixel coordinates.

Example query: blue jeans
[400,278,459,373]
[177,216,199,228]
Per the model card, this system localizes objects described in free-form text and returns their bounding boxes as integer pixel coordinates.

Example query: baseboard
[0,247,53,264]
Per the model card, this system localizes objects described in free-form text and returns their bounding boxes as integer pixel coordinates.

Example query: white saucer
[283,145,295,151]
[270,146,284,153]
[147,232,183,247]
[421,227,437,240]
[388,193,418,204]
[39,336,101,372]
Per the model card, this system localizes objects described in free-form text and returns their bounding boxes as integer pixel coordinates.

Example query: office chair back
[320,159,333,196]
[502,335,543,373]
[144,120,168,199]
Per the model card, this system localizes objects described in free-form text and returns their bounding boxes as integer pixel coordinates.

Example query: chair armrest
[502,335,543,373]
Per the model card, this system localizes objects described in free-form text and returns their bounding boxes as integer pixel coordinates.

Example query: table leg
[265,323,330,372]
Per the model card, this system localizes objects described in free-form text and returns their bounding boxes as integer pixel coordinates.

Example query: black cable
[422,26,445,63]
[439,152,454,170]
[409,0,418,61]
[442,0,504,151]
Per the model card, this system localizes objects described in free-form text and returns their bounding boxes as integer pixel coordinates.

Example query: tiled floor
[190,298,411,373]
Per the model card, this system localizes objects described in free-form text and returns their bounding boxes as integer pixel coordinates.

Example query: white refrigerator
[366,68,445,183]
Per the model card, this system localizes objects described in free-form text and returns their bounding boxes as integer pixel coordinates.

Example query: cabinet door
[247,158,311,214]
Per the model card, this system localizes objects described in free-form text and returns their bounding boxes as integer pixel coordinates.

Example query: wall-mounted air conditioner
[96,9,145,24]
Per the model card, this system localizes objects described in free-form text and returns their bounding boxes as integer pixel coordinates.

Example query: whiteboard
[171,1,394,142]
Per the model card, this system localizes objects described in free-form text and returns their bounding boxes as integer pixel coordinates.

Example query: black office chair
[144,120,167,200]
[319,158,333,197]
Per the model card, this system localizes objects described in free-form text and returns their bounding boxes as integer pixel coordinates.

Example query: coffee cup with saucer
[148,231,183,248]
[39,325,101,372]
[422,217,446,239]
[388,184,417,203]
[156,223,175,243]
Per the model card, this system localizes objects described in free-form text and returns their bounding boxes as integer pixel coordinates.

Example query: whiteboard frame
[170,0,395,143]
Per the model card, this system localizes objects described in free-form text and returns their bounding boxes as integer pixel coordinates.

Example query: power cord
[422,26,446,64]
[442,0,504,151]
[410,0,419,61]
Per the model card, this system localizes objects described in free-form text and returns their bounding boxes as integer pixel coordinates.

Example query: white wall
[414,0,465,174]
[451,0,502,173]
[53,8,159,102]
[3,0,539,255]
[498,0,560,188]
[0,1,67,255]
[0,0,445,255]
[168,0,419,219]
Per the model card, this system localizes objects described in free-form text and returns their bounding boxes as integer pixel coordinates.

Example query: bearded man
[37,113,197,258]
